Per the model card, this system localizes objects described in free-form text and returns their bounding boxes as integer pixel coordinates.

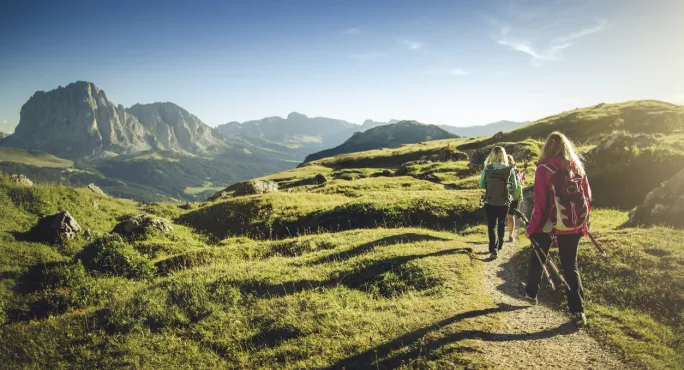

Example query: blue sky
[1,0,682,132]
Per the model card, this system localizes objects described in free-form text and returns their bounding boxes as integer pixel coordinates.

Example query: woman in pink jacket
[520,131,592,327]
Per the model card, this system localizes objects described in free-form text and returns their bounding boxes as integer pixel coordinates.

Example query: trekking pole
[587,232,607,257]
[530,241,556,291]
[511,208,556,291]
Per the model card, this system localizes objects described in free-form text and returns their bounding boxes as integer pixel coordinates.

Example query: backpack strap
[540,163,558,174]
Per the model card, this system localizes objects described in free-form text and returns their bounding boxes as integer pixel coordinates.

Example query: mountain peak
[3,82,228,158]
[287,112,308,120]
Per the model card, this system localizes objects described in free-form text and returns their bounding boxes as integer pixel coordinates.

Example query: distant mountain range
[217,114,525,157]
[0,80,527,201]
[439,120,528,137]
[215,115,402,157]
[304,121,457,162]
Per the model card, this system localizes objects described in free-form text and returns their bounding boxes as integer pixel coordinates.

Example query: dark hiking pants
[525,233,585,313]
[485,205,508,253]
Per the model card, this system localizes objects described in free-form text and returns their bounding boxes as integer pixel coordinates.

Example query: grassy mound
[179,190,483,240]
[77,236,156,279]
[586,144,684,209]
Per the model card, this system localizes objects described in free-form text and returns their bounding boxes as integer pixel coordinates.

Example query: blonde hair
[484,146,509,166]
[507,154,516,167]
[540,131,585,176]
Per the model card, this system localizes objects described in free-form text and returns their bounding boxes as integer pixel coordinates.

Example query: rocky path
[468,241,625,369]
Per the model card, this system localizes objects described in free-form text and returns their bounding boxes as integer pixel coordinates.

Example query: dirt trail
[468,241,625,369]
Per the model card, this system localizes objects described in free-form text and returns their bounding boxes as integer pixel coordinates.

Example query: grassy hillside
[460,100,684,149]
[1,115,683,368]
[0,148,297,202]
[304,121,458,163]
[93,150,294,201]
[0,148,74,168]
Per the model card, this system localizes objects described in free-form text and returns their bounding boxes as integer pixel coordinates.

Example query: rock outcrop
[113,214,173,239]
[9,174,33,186]
[4,81,152,158]
[439,148,469,162]
[585,131,658,166]
[468,142,537,170]
[232,180,279,196]
[209,180,280,200]
[84,183,107,196]
[30,211,82,243]
[127,102,227,155]
[1,82,229,158]
[313,174,327,185]
[627,168,684,228]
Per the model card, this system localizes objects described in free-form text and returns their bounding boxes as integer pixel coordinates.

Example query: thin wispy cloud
[552,18,613,44]
[401,40,425,50]
[495,19,610,66]
[341,27,361,35]
[350,52,387,60]
[497,39,570,62]
[491,1,614,67]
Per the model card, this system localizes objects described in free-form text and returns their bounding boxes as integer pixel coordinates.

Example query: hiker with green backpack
[519,131,592,327]
[479,146,520,259]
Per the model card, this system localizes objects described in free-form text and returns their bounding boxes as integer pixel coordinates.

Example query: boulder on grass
[113,214,173,240]
[439,148,469,162]
[84,183,107,196]
[30,210,82,243]
[232,180,279,196]
[627,168,684,228]
[585,131,658,166]
[468,142,537,170]
[313,174,327,185]
[10,174,33,187]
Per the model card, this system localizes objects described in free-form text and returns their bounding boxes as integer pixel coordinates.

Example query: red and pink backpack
[541,164,590,233]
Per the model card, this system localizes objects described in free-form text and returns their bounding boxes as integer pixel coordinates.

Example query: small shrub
[78,235,155,279]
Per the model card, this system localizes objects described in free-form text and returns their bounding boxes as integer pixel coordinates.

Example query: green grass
[0,148,74,168]
[0,177,495,368]
[2,120,684,369]
[179,189,483,240]
[507,208,683,368]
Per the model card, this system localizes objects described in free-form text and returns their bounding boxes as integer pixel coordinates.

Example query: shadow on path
[326,303,568,369]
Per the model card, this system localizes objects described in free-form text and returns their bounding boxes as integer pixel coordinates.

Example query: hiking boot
[490,251,498,259]
[518,283,537,305]
[508,236,514,243]
[571,312,588,327]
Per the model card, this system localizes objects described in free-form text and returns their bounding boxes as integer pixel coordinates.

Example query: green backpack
[485,165,513,206]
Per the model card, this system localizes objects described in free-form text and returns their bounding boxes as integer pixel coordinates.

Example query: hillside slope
[304,121,458,163]
[460,100,683,149]
[2,136,682,368]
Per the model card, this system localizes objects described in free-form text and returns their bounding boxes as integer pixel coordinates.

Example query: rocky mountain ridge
[1,82,229,158]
